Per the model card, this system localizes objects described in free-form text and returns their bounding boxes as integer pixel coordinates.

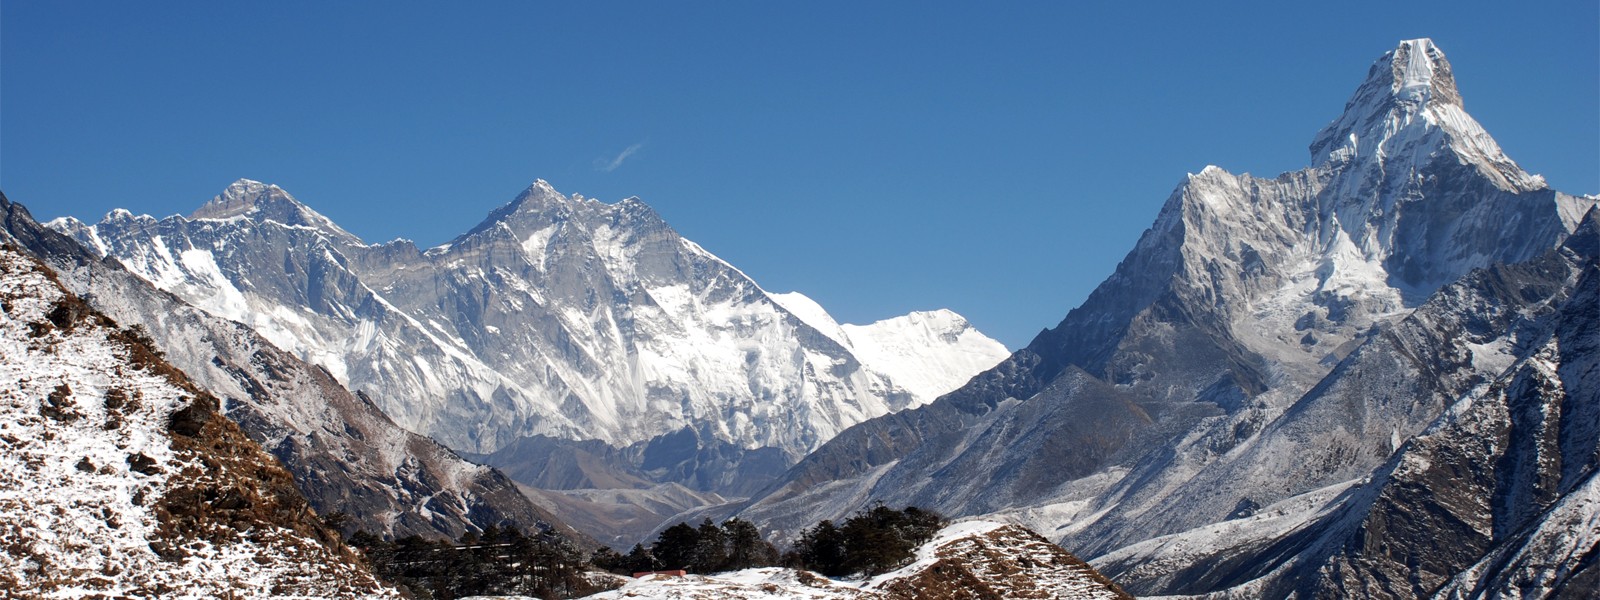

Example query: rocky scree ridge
[0,242,396,597]
[6,190,583,543]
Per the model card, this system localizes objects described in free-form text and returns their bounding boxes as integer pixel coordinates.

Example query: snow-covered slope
[840,311,1006,404]
[587,521,1130,600]
[52,178,1006,499]
[726,39,1598,597]
[1090,212,1599,597]
[0,244,396,598]
[5,191,579,543]
[769,292,1008,404]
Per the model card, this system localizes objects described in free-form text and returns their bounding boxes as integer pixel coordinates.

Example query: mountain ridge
[719,38,1597,599]
[47,176,1011,552]
[5,191,582,543]
[0,239,397,597]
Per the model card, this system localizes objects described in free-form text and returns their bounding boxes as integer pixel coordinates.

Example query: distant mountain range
[51,179,1008,487]
[3,191,582,544]
[45,161,1008,546]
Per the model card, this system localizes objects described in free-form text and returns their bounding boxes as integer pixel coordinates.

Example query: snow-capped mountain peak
[727,42,1596,595]
[57,177,1012,499]
[0,242,396,597]
[768,292,1011,406]
[840,309,1009,404]
[503,178,569,213]
[1310,38,1541,192]
[190,178,363,244]
[1386,38,1457,106]
[452,178,638,246]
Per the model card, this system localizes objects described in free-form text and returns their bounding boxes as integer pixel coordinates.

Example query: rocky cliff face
[1305,214,1599,598]
[52,178,1008,497]
[727,39,1598,598]
[4,192,577,543]
[1093,210,1599,598]
[0,242,395,597]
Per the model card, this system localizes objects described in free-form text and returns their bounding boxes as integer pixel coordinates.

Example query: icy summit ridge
[1310,38,1541,192]
[766,294,1010,404]
[1156,38,1577,326]
[450,177,660,247]
[189,178,363,244]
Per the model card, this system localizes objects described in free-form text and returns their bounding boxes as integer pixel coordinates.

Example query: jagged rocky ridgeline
[3,192,584,544]
[51,176,1010,503]
[0,243,397,597]
[721,38,1599,598]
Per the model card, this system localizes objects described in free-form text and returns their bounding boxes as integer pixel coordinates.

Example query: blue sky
[3,1,1595,349]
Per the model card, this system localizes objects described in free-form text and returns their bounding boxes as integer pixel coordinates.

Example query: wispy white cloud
[598,142,646,172]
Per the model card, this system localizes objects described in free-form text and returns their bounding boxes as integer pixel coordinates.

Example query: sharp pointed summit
[728,39,1597,599]
[504,178,568,213]
[189,179,298,220]
[453,178,583,243]
[1310,39,1542,192]
[191,179,363,244]
[1379,38,1461,107]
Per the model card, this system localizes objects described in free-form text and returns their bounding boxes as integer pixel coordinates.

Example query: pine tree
[795,519,849,576]
[591,546,625,573]
[651,522,701,571]
[624,543,657,573]
[693,518,729,573]
[722,518,779,570]
[480,524,503,544]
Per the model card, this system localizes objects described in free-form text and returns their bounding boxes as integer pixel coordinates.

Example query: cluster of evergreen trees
[348,525,599,600]
[591,517,780,575]
[593,504,945,579]
[789,503,945,576]
[347,504,946,598]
